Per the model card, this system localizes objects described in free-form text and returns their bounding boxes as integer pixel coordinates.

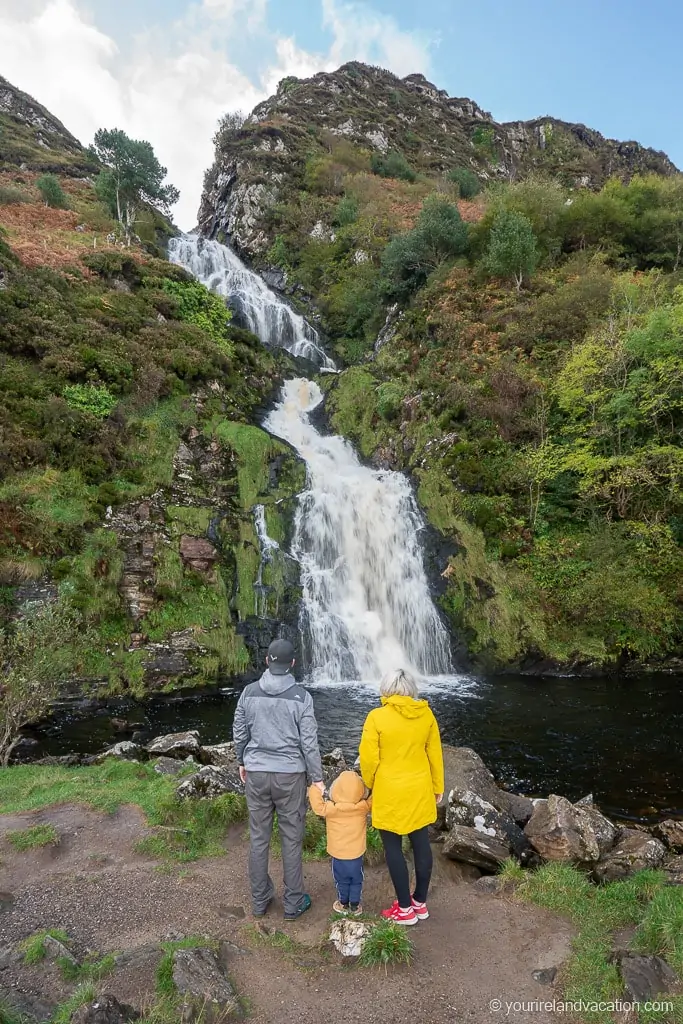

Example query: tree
[447,167,481,199]
[90,128,180,243]
[485,209,539,291]
[381,196,470,298]
[36,174,67,209]
[213,110,246,152]
[0,604,92,764]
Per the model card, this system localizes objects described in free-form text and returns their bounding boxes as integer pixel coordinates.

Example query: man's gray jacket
[232,669,323,782]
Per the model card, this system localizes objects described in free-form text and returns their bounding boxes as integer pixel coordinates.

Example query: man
[233,638,324,920]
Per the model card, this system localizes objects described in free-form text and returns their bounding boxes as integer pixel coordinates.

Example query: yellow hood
[380,694,431,719]
[329,770,366,804]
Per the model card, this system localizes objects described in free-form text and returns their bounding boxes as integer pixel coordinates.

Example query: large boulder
[442,824,511,872]
[447,789,533,862]
[97,741,147,763]
[199,743,238,768]
[72,997,140,1024]
[524,795,615,862]
[593,829,667,883]
[176,765,244,800]
[147,731,201,759]
[653,819,683,853]
[442,746,534,827]
[172,947,240,1022]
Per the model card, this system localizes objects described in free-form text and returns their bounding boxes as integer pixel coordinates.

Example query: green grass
[52,984,97,1024]
[248,925,298,954]
[58,953,117,983]
[165,506,212,538]
[358,920,413,969]
[0,1001,28,1024]
[512,862,683,1022]
[0,761,247,862]
[211,421,286,510]
[20,929,71,965]
[5,823,59,850]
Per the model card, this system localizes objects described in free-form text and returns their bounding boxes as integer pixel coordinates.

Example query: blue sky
[1,0,680,227]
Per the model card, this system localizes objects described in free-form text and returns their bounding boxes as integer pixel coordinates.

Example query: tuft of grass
[359,920,413,969]
[635,886,683,975]
[5,824,59,851]
[20,929,71,965]
[52,984,97,1024]
[497,858,526,885]
[0,1001,29,1024]
[58,952,117,983]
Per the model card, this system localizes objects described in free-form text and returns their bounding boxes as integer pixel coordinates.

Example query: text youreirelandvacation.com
[488,999,674,1015]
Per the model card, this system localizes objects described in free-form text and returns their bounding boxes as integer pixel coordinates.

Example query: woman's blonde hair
[379,668,419,699]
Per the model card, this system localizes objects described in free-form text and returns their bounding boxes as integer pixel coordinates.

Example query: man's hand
[313,780,325,794]
[435,793,443,805]
[239,766,247,784]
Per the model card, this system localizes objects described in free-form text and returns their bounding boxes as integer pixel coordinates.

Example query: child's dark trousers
[331,855,364,905]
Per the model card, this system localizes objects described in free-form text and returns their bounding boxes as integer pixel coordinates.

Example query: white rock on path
[329,919,371,957]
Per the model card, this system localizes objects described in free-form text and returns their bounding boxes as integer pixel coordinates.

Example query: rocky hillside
[0,75,97,176]
[198,62,683,673]
[0,75,303,716]
[200,61,677,258]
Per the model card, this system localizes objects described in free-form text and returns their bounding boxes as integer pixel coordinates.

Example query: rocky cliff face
[0,74,96,174]
[199,61,678,257]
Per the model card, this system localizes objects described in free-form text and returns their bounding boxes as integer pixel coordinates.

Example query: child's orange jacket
[308,770,372,859]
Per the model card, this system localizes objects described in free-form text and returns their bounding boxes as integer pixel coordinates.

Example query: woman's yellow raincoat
[359,694,444,835]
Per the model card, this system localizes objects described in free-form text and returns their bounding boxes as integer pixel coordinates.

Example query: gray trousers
[245,771,307,916]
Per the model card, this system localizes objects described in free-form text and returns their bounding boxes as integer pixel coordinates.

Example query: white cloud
[0,0,433,229]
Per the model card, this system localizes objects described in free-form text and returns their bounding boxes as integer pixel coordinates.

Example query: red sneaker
[411,897,429,920]
[381,900,418,926]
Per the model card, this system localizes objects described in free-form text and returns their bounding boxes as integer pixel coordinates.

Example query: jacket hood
[380,694,430,719]
[259,669,297,695]
[330,770,366,804]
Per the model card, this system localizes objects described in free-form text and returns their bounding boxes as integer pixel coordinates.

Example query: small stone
[471,875,506,895]
[532,967,557,986]
[329,919,371,957]
[653,819,683,853]
[43,934,78,966]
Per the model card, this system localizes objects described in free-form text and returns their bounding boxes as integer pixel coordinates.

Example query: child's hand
[312,780,325,794]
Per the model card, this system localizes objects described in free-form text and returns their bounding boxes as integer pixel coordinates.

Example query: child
[308,770,372,916]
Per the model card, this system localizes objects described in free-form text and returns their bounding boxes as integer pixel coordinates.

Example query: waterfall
[168,234,335,369]
[265,379,453,685]
[252,504,280,619]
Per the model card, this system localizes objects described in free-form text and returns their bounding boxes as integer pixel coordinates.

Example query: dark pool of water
[33,672,683,823]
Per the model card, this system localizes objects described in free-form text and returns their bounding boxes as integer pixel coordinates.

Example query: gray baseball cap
[267,638,295,675]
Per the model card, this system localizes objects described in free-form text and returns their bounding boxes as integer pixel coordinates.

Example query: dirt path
[0,806,573,1024]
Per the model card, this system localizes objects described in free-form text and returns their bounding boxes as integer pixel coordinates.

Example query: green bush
[36,174,68,209]
[485,209,539,290]
[0,186,27,206]
[370,150,416,182]
[162,279,233,353]
[63,383,117,419]
[447,167,481,199]
[334,195,359,226]
[381,195,469,298]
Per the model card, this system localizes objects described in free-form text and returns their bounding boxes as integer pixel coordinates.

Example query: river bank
[15,670,683,822]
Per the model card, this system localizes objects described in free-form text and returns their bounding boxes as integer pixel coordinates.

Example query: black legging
[380,826,433,908]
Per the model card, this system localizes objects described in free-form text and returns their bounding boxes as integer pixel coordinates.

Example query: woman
[359,668,444,926]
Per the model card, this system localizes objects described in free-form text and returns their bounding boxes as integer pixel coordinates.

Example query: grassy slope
[0,158,301,694]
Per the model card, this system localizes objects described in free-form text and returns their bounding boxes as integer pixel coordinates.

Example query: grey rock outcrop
[147,731,201,759]
[524,794,615,863]
[593,830,667,883]
[177,765,244,800]
[172,946,240,1022]
[442,824,511,872]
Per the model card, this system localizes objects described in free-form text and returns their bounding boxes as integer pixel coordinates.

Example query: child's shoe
[332,900,350,915]
[349,903,363,917]
[411,897,429,920]
[380,900,417,926]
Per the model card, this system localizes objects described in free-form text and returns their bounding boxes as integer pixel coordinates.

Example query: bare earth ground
[0,806,573,1024]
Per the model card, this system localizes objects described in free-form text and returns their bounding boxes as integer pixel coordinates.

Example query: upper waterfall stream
[168,234,334,369]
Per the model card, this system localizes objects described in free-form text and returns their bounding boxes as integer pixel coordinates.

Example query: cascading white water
[265,379,453,684]
[168,234,335,369]
[252,504,280,619]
